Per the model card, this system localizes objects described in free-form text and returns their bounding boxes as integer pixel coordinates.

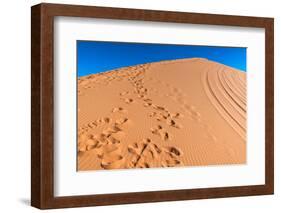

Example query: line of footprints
[78,64,193,169]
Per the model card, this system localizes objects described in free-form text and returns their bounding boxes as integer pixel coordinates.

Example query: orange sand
[77,58,246,171]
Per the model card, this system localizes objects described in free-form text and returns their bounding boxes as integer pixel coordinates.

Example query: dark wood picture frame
[31,3,274,209]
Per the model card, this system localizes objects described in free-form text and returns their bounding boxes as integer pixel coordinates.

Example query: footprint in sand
[82,142,124,170]
[200,123,217,142]
[149,111,168,121]
[148,108,183,129]
[160,84,188,103]
[137,94,147,99]
[102,125,122,136]
[120,91,129,96]
[78,117,130,169]
[142,98,153,107]
[78,116,113,135]
[165,146,183,157]
[99,118,130,141]
[101,117,111,123]
[78,134,102,155]
[127,138,153,168]
[112,107,127,113]
[166,118,183,129]
[78,117,132,170]
[98,144,124,169]
[161,159,182,167]
[139,87,147,93]
[183,104,201,121]
[152,105,167,111]
[161,146,183,167]
[171,112,184,118]
[100,154,124,169]
[114,117,131,130]
[123,98,134,104]
[151,125,171,141]
[115,117,129,125]
[127,139,183,168]
[143,102,152,107]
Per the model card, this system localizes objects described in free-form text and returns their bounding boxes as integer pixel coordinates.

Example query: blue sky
[77,41,246,77]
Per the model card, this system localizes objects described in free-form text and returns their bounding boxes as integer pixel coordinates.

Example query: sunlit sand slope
[77,58,246,171]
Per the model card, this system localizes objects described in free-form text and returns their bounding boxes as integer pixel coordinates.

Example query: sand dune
[77,58,246,171]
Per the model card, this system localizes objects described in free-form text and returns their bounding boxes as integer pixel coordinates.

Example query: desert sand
[77,58,246,171]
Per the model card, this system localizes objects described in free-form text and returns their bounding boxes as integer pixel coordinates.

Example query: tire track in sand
[202,64,247,140]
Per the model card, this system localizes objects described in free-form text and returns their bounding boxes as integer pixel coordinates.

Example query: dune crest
[77,58,247,171]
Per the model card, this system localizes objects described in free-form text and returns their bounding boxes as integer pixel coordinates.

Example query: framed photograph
[31,3,274,209]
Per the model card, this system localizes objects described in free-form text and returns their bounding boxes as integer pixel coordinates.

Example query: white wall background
[0,0,279,212]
